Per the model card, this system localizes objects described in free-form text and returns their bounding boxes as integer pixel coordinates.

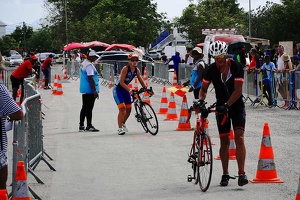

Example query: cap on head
[30,55,37,60]
[209,41,228,57]
[88,50,100,58]
[192,47,203,54]
[128,52,139,60]
[281,54,290,62]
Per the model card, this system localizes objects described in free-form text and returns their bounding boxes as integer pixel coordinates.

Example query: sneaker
[85,125,99,132]
[238,174,248,186]
[44,86,51,90]
[220,174,230,186]
[122,124,128,132]
[118,128,126,135]
[79,126,85,132]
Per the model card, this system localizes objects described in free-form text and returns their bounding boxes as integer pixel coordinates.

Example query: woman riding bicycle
[113,52,147,135]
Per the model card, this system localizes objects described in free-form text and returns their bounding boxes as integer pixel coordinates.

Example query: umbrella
[63,42,85,51]
[83,41,110,48]
[105,44,136,51]
[197,42,205,47]
[227,41,252,54]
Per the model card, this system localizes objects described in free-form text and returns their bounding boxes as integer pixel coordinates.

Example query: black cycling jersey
[203,59,244,108]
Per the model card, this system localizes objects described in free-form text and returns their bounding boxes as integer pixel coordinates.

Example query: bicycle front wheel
[135,104,148,133]
[198,133,213,192]
[140,102,159,135]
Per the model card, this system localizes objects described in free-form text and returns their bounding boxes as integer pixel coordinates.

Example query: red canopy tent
[84,41,110,48]
[63,42,85,51]
[196,42,205,47]
[63,41,110,51]
[105,44,136,51]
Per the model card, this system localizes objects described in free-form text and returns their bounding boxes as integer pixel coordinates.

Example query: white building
[0,20,7,38]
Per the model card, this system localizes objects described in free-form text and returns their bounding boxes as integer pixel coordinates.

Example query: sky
[1,0,282,34]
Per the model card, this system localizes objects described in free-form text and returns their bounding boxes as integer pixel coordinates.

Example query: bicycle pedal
[187,175,193,182]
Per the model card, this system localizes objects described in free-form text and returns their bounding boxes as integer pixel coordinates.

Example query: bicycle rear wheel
[198,133,213,192]
[140,102,159,135]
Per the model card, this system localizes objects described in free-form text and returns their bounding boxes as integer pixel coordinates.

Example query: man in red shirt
[10,55,37,103]
[41,54,53,89]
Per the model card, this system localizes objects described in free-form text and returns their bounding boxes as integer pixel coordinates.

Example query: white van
[163,46,186,66]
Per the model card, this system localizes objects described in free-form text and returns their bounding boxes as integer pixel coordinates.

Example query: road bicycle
[186,100,227,192]
[131,87,159,135]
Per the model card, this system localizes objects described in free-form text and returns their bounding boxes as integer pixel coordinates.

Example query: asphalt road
[8,64,300,200]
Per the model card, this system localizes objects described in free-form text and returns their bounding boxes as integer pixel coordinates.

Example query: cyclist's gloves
[216,103,228,114]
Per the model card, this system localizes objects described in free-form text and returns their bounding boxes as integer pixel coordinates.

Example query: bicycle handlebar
[186,100,227,126]
[131,87,154,101]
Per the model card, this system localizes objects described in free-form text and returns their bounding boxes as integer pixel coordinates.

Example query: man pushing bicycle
[198,41,248,187]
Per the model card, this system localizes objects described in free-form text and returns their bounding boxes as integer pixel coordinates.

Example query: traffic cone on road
[52,74,57,95]
[15,88,22,106]
[134,78,138,91]
[250,123,284,183]
[157,86,168,114]
[40,74,45,89]
[142,82,151,105]
[215,130,235,160]
[63,66,68,79]
[296,176,300,200]
[0,189,8,200]
[164,92,178,121]
[172,70,178,86]
[143,66,148,84]
[12,161,30,200]
[55,75,64,95]
[205,119,215,145]
[176,95,191,131]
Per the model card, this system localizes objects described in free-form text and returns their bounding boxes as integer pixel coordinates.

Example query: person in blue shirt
[258,55,276,107]
[166,52,181,82]
[113,53,147,135]
[182,47,205,99]
[79,50,100,132]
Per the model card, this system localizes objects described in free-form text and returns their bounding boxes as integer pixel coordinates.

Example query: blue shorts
[113,86,132,108]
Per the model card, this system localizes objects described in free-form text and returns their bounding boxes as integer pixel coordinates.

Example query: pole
[65,0,68,44]
[249,0,251,37]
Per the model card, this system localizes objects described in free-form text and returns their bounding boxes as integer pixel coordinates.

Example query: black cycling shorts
[216,106,246,136]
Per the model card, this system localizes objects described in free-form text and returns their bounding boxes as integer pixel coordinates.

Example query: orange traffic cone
[0,71,4,81]
[215,130,235,160]
[143,66,148,83]
[52,74,57,95]
[0,189,8,200]
[157,86,168,114]
[15,88,22,106]
[63,66,68,79]
[108,73,114,88]
[142,82,151,105]
[164,92,178,121]
[205,119,215,145]
[40,74,45,89]
[176,95,191,131]
[172,70,178,86]
[12,161,30,200]
[55,75,64,95]
[296,176,300,200]
[250,123,284,183]
[134,78,138,91]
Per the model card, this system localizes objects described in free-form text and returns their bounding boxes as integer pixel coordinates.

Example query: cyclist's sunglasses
[214,54,225,59]
[130,59,139,62]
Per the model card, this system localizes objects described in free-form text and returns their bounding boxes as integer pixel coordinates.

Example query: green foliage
[178,0,247,46]
[0,36,18,56]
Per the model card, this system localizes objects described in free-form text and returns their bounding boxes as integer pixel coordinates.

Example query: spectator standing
[0,83,24,190]
[79,50,100,132]
[166,52,181,83]
[10,56,37,103]
[182,47,205,99]
[41,54,53,89]
[185,48,194,65]
[161,52,168,63]
[258,55,276,106]
[199,41,248,187]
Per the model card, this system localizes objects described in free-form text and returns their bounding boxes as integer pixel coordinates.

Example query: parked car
[96,50,128,57]
[147,49,162,60]
[99,53,130,61]
[4,50,23,67]
[36,52,55,63]
[53,54,64,64]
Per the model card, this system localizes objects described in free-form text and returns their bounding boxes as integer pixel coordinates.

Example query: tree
[10,23,34,53]
[0,36,18,56]
[178,0,248,46]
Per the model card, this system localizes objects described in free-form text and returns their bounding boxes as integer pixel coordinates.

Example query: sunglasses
[214,54,225,59]
[130,59,139,62]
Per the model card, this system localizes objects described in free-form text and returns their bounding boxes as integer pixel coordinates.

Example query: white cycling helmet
[209,41,228,57]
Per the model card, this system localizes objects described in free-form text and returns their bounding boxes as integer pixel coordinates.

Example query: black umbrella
[227,41,253,54]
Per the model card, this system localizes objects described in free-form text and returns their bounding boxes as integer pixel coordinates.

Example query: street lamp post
[249,0,251,37]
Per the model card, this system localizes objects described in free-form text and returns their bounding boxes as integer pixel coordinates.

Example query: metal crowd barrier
[10,76,55,200]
